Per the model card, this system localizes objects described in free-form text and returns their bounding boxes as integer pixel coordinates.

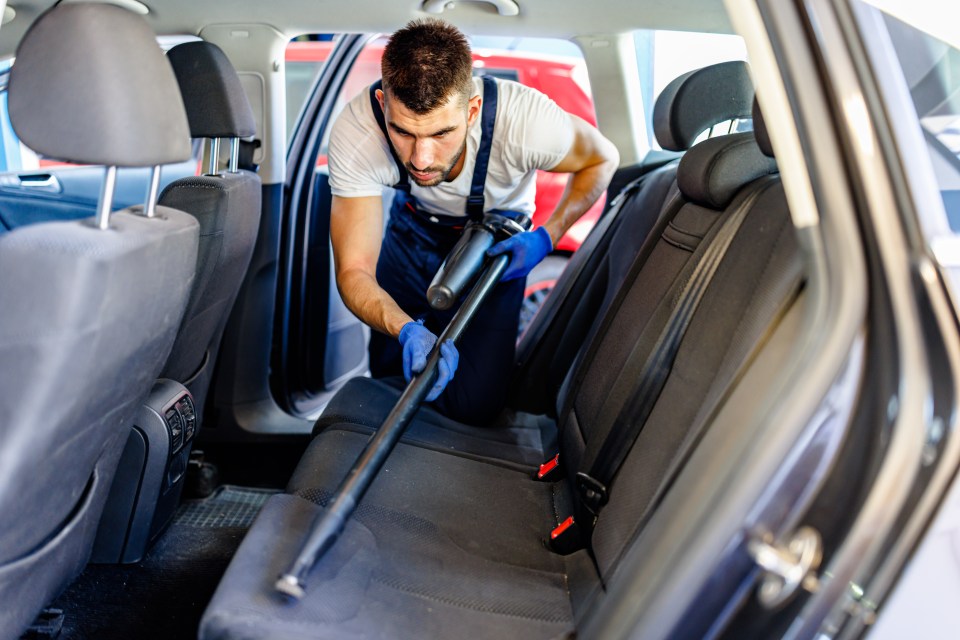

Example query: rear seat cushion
[288,427,571,570]
[202,435,589,640]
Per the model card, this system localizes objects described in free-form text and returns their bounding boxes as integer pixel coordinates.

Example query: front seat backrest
[0,5,197,637]
[158,41,262,424]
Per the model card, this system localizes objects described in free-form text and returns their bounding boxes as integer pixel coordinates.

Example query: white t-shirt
[327,77,575,218]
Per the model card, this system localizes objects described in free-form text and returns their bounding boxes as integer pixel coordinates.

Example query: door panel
[0,161,198,231]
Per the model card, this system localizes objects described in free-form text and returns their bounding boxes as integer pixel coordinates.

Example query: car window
[0,37,203,176]
[284,34,596,156]
[633,30,749,149]
[873,9,960,269]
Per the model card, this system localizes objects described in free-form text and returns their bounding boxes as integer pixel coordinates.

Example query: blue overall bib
[367,77,525,425]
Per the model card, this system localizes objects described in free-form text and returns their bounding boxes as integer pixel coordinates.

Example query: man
[328,19,618,424]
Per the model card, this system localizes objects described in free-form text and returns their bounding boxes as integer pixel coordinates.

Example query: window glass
[633,30,749,149]
[876,10,960,247]
[0,37,203,175]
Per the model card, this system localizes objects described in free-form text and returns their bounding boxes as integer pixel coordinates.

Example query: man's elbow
[599,135,620,175]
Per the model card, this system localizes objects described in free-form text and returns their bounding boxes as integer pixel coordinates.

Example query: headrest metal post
[96,166,118,230]
[229,137,240,173]
[144,165,161,218]
[208,137,221,176]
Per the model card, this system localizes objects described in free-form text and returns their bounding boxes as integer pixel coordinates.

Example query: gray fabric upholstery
[8,4,191,166]
[289,428,566,570]
[753,98,775,157]
[676,132,779,209]
[313,377,555,468]
[0,4,199,636]
[652,60,754,152]
[158,173,262,420]
[0,209,198,637]
[167,42,257,139]
[201,486,578,639]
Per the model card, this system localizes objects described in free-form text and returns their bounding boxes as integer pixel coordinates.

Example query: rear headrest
[166,42,257,139]
[653,60,754,152]
[752,98,774,157]
[676,132,778,209]
[8,4,191,167]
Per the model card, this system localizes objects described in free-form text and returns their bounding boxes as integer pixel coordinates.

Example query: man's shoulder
[335,84,379,129]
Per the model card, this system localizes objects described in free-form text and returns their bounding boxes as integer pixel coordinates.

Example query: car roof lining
[0,0,735,58]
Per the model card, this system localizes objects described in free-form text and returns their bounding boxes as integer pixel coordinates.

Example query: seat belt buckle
[547,516,582,555]
[575,472,609,514]
[535,454,562,481]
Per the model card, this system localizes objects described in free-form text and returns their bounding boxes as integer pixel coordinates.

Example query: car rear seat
[310,60,756,468]
[199,96,803,639]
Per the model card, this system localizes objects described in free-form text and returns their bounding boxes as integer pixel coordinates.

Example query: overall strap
[369,80,410,193]
[466,76,498,221]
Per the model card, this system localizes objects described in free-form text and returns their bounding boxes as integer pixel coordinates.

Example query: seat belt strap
[369,80,410,193]
[576,177,777,515]
[466,76,498,221]
[558,187,685,421]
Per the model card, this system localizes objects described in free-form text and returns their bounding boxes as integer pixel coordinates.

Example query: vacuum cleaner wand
[427,212,531,310]
[276,213,531,600]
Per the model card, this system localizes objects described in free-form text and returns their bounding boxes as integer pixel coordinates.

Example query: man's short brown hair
[381,19,474,114]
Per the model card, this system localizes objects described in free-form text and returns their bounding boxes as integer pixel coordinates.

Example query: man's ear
[375,88,386,112]
[466,94,482,127]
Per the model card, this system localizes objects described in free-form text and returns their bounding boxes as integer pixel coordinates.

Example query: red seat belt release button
[547,515,582,555]
[537,454,561,481]
[551,516,575,540]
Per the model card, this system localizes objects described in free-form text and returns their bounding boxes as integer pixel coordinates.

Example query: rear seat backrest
[567,106,803,588]
[0,6,198,637]
[513,60,755,415]
[560,131,778,479]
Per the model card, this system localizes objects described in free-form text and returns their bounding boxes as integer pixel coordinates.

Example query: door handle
[18,174,61,192]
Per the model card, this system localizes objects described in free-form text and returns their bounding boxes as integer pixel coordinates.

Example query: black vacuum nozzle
[426,212,531,310]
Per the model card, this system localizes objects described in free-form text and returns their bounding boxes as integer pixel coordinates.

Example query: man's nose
[410,139,435,170]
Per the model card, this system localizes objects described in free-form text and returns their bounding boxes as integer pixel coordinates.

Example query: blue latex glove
[398,320,459,402]
[486,226,553,281]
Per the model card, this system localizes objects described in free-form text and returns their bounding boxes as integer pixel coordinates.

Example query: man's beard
[404,141,466,187]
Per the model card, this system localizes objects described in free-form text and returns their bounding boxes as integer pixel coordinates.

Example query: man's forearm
[337,267,412,339]
[542,158,618,246]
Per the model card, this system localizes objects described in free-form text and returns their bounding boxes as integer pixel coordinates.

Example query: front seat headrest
[653,60,754,152]
[166,41,257,139]
[8,3,192,167]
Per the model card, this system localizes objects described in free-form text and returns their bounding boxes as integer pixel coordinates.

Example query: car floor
[50,486,277,640]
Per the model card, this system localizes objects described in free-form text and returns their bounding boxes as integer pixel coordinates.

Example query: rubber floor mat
[51,486,278,640]
[175,485,278,528]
